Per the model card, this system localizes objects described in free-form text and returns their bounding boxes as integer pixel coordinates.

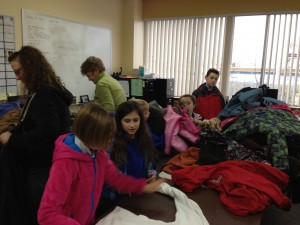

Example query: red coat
[172,160,291,216]
[192,83,225,119]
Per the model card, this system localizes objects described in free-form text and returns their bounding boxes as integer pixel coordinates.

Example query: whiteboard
[21,9,112,102]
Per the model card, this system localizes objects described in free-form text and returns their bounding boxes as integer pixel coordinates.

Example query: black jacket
[7,84,73,168]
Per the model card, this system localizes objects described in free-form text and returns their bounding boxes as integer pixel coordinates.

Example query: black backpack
[197,130,230,165]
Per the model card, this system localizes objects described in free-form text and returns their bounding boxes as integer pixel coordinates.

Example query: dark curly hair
[8,45,64,94]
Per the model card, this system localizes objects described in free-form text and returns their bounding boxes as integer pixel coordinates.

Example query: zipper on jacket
[88,155,97,221]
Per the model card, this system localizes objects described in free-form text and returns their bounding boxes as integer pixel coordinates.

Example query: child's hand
[147,169,157,183]
[147,173,157,183]
[0,131,12,144]
[143,178,165,193]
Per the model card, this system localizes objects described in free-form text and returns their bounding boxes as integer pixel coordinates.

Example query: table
[97,182,262,225]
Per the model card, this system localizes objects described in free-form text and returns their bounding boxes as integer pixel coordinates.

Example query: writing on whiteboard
[22,9,112,103]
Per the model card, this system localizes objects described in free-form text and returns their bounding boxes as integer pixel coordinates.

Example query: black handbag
[197,130,230,165]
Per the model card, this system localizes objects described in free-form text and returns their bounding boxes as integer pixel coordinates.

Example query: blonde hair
[128,98,149,112]
[72,103,115,149]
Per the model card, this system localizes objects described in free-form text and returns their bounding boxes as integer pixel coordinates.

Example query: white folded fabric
[97,182,209,225]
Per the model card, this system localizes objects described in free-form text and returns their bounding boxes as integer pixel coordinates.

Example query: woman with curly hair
[0,45,73,225]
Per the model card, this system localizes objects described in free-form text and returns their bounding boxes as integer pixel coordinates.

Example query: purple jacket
[38,134,146,225]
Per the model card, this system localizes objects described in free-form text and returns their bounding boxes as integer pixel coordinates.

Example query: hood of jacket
[197,83,221,96]
[38,84,74,106]
[53,134,93,163]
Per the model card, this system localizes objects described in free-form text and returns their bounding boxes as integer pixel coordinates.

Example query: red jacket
[172,160,291,216]
[192,83,225,119]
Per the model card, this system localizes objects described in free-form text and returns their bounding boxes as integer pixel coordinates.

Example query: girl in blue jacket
[110,101,158,181]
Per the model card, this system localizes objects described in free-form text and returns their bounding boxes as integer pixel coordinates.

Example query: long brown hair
[110,101,157,168]
[8,45,64,94]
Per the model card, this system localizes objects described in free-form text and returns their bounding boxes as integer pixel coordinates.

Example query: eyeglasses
[13,68,22,76]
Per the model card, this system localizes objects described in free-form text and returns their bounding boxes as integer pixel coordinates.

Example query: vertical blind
[262,14,300,105]
[144,17,226,97]
[145,14,300,106]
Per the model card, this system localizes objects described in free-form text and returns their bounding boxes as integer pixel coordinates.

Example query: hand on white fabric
[0,131,12,144]
[147,169,157,183]
[147,174,157,183]
[143,178,165,193]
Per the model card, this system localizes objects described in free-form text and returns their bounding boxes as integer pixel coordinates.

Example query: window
[228,15,266,98]
[144,17,226,97]
[262,14,300,105]
[144,13,300,106]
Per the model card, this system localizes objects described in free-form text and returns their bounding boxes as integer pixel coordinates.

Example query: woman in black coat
[0,46,73,225]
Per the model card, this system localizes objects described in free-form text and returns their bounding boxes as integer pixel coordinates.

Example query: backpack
[197,130,230,165]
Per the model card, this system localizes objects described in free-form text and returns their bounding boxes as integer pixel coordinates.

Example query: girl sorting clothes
[38,103,164,225]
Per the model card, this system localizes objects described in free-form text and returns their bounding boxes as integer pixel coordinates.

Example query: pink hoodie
[38,134,146,225]
[164,106,200,154]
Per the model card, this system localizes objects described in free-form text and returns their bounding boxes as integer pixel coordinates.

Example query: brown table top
[98,182,262,225]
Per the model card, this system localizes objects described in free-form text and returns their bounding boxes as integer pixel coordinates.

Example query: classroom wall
[1,0,299,81]
[143,0,300,19]
[121,0,144,72]
[0,0,138,75]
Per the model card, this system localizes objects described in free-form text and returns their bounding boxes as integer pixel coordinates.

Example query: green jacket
[94,72,126,111]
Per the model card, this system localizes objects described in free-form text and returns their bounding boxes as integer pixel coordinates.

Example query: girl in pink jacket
[38,103,164,225]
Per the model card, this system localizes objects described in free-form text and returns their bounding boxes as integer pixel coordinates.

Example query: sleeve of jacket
[219,94,226,108]
[38,159,80,225]
[164,106,181,154]
[7,91,62,154]
[103,155,147,195]
[192,89,197,97]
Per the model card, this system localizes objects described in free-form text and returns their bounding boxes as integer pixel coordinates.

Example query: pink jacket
[38,134,146,225]
[164,106,200,154]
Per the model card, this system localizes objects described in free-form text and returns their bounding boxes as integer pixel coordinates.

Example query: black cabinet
[116,78,175,107]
